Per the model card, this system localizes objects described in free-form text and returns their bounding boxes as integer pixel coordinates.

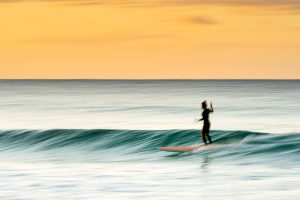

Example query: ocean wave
[0,129,299,162]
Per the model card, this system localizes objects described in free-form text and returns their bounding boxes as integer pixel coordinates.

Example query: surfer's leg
[202,125,209,145]
[207,133,212,144]
[206,124,212,144]
[202,132,207,144]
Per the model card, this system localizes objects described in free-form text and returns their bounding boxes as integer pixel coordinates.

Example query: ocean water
[0,80,299,200]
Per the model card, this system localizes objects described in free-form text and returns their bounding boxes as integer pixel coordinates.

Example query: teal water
[0,129,299,163]
[0,80,299,199]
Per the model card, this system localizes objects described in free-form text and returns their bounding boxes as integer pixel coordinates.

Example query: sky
[0,0,300,79]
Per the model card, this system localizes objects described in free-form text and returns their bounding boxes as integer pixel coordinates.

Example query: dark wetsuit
[202,108,212,144]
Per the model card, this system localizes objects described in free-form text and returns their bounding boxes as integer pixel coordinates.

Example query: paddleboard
[159,144,221,152]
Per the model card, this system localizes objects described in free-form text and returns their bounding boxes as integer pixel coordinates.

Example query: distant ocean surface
[0,80,299,200]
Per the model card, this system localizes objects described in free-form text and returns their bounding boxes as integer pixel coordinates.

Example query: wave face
[0,129,299,163]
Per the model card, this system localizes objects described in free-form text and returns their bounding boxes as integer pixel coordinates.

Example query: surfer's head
[202,101,207,109]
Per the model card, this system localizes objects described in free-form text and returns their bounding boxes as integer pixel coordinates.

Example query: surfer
[199,101,214,145]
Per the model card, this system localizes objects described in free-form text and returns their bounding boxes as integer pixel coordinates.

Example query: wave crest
[0,129,299,162]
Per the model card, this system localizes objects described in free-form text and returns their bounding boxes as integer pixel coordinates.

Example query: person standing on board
[199,101,214,145]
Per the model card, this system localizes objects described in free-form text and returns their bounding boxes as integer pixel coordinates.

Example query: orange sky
[0,0,300,79]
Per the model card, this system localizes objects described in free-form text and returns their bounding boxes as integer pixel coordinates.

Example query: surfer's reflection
[200,156,212,172]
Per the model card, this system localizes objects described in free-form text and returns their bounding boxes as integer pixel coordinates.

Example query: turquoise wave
[0,129,299,163]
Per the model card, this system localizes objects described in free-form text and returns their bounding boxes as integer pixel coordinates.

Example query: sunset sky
[1,0,300,79]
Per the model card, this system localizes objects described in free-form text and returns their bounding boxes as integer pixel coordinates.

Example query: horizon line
[0,78,299,81]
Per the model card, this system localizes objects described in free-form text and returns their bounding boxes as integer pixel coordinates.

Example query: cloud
[1,0,300,12]
[1,0,300,6]
[187,16,219,25]
[62,1,103,6]
[178,0,300,14]
[167,0,300,7]
[22,33,173,45]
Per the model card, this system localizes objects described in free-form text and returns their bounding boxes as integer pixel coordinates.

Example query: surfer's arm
[198,118,204,121]
[210,102,214,113]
